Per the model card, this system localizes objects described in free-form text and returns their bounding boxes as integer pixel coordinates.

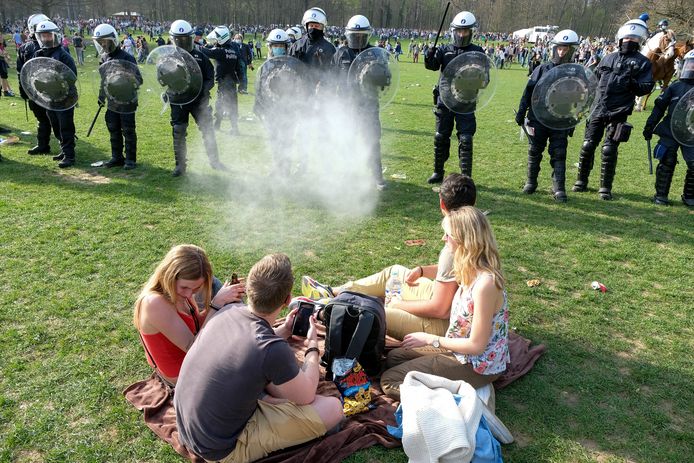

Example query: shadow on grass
[497,328,692,463]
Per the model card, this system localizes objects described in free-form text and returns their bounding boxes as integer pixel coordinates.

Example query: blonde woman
[133,244,244,386]
[381,207,509,400]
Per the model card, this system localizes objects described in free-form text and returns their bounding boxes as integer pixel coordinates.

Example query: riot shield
[671,87,694,147]
[439,51,497,114]
[347,47,400,108]
[20,57,78,111]
[531,64,598,130]
[97,59,143,114]
[255,56,308,114]
[146,45,202,105]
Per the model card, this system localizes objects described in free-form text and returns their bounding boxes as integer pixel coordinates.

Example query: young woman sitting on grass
[133,244,245,386]
[381,207,510,400]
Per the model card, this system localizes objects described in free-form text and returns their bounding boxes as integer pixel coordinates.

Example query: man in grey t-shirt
[175,254,343,463]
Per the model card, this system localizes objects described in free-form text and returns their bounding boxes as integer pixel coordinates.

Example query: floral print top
[446,273,510,375]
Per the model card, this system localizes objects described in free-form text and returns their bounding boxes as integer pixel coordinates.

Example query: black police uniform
[170,47,223,175]
[425,41,485,180]
[237,41,253,93]
[17,39,58,155]
[288,31,336,90]
[33,45,78,167]
[643,78,694,206]
[100,48,141,168]
[573,48,654,199]
[516,61,573,201]
[201,42,243,133]
[333,44,385,187]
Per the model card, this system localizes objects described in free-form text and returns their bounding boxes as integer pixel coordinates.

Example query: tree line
[1,0,691,38]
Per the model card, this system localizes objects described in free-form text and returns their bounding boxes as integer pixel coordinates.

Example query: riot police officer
[288,7,336,89]
[643,50,694,207]
[168,20,226,176]
[573,19,654,200]
[93,24,141,169]
[515,30,580,202]
[333,14,386,189]
[424,11,485,183]
[33,20,78,168]
[17,13,57,157]
[201,26,243,135]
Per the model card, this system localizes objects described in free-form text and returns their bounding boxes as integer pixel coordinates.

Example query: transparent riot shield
[671,87,694,147]
[97,59,143,114]
[146,45,202,105]
[439,51,497,114]
[347,47,400,108]
[20,57,79,111]
[531,63,598,130]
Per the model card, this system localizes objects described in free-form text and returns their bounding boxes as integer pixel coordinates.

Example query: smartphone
[292,302,314,337]
[230,273,240,285]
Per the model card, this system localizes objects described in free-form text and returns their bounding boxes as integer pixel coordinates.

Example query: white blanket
[400,371,513,463]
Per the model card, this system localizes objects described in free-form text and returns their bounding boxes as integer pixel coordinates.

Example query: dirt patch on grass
[660,400,687,433]
[15,450,45,462]
[597,235,622,243]
[512,431,532,448]
[56,170,111,185]
[560,390,580,407]
[579,440,637,462]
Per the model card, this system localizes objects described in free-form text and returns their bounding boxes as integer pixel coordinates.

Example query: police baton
[24,99,28,122]
[87,103,104,137]
[433,2,452,49]
[647,139,653,175]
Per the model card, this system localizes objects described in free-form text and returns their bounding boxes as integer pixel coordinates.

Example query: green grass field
[1,39,692,462]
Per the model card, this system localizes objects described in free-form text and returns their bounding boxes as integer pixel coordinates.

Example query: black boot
[523,147,542,194]
[172,124,187,177]
[682,161,694,207]
[573,140,596,192]
[428,133,449,184]
[458,134,473,177]
[598,144,618,200]
[551,160,568,202]
[52,152,64,161]
[105,156,125,168]
[27,145,51,155]
[58,153,75,168]
[653,156,675,205]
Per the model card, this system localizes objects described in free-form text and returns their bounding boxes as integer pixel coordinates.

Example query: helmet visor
[172,35,193,51]
[37,31,58,48]
[452,27,473,47]
[94,37,117,54]
[346,31,370,50]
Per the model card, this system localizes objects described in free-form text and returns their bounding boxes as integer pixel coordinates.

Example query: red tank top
[140,308,197,379]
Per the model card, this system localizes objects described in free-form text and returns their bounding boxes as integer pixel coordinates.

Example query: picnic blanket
[123,329,543,462]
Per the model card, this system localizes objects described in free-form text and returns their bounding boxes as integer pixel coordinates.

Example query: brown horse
[636,33,694,111]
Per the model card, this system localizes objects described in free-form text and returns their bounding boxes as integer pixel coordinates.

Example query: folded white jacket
[400,371,513,463]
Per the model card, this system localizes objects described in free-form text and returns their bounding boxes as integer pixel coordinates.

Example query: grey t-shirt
[174,306,299,461]
[436,245,456,283]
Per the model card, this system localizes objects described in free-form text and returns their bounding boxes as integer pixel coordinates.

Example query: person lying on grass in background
[302,173,476,340]
[133,244,245,386]
[380,207,510,400]
[174,253,344,463]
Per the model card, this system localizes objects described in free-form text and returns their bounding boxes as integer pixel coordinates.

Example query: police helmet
[302,7,328,29]
[266,29,289,57]
[681,50,694,80]
[27,14,50,35]
[212,26,231,45]
[35,20,62,49]
[450,11,477,47]
[617,19,648,46]
[169,19,194,51]
[285,27,302,42]
[345,15,372,50]
[92,23,119,55]
[551,29,579,64]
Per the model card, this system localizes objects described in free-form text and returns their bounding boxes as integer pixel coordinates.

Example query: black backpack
[321,291,386,380]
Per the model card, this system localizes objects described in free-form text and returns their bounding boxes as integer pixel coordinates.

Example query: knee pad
[549,147,567,163]
[434,132,449,144]
[601,143,618,161]
[581,140,597,152]
[172,123,188,138]
[458,134,473,150]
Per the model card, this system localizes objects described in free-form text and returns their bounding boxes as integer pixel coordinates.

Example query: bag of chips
[332,357,372,416]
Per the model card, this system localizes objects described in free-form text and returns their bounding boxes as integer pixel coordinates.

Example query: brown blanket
[123,330,543,462]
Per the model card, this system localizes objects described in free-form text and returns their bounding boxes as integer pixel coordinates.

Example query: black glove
[161,92,169,104]
[643,125,653,141]
[426,46,437,59]
[515,111,525,126]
